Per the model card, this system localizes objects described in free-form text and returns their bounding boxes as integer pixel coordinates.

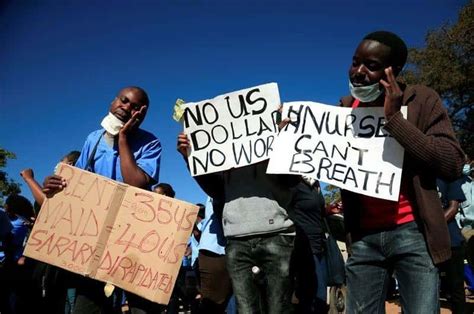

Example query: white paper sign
[183,83,281,176]
[267,102,407,201]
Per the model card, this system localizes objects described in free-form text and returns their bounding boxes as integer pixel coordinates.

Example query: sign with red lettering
[267,102,407,201]
[24,164,199,304]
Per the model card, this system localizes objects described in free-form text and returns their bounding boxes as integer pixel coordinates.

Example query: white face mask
[101,112,124,136]
[463,164,472,176]
[349,81,383,103]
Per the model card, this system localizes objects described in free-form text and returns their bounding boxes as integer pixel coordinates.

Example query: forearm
[23,178,46,206]
[444,200,459,222]
[384,106,464,180]
[118,135,149,188]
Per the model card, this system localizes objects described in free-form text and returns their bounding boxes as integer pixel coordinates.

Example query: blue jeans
[346,221,439,314]
[226,234,294,314]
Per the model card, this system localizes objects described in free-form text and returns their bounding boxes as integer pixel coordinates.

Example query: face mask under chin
[101,112,125,136]
[463,164,472,176]
[349,81,384,103]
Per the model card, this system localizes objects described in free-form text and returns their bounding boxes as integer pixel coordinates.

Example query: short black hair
[126,86,150,107]
[363,31,408,69]
[62,150,81,166]
[155,183,175,198]
[5,194,34,220]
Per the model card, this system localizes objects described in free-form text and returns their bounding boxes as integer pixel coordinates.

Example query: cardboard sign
[267,102,407,201]
[24,164,199,305]
[183,83,281,176]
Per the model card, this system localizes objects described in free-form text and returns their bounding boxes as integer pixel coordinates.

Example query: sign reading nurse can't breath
[267,102,407,201]
[182,83,281,176]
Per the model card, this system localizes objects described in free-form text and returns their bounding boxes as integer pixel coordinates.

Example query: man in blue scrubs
[43,86,162,314]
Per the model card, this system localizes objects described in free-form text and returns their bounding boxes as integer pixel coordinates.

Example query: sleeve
[74,133,94,170]
[383,88,464,181]
[136,138,162,184]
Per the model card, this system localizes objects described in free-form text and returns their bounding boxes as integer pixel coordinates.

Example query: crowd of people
[0,30,473,314]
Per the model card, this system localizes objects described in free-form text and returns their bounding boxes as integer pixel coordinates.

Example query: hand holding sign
[267,102,407,201]
[177,132,191,159]
[182,83,281,176]
[43,174,67,197]
[26,164,199,305]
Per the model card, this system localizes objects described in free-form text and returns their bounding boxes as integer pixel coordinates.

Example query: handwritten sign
[24,164,199,305]
[183,83,280,176]
[267,102,407,201]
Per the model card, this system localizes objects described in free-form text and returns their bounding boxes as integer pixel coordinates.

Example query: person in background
[154,182,176,198]
[20,150,81,314]
[290,178,328,313]
[456,156,474,297]
[43,86,162,314]
[178,132,297,314]
[339,31,464,313]
[20,151,80,208]
[0,194,36,314]
[437,178,466,313]
[195,197,234,314]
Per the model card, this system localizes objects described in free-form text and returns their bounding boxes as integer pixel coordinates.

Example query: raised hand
[20,168,34,180]
[380,66,403,120]
[177,132,191,158]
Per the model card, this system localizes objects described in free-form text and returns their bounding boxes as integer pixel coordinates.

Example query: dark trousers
[292,233,327,313]
[72,277,163,314]
[166,265,198,314]
[440,246,466,314]
[198,250,233,313]
[226,234,294,314]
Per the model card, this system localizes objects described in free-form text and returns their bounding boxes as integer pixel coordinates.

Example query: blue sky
[0,0,466,205]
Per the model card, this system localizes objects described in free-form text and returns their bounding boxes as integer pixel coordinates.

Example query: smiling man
[339,31,464,313]
[43,86,162,314]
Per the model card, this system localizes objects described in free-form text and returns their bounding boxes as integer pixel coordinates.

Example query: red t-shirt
[352,99,414,229]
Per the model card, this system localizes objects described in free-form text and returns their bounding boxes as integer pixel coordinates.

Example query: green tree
[0,148,21,206]
[400,1,473,157]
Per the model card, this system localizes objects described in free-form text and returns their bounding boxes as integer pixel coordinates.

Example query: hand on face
[380,66,403,120]
[119,105,147,136]
[110,87,149,136]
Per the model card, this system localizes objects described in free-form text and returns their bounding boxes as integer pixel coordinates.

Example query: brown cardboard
[24,164,199,304]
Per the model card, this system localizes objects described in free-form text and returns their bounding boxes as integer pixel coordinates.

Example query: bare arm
[444,200,460,222]
[118,107,150,188]
[20,169,46,206]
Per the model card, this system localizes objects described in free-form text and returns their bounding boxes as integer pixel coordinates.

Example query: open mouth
[350,78,368,87]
